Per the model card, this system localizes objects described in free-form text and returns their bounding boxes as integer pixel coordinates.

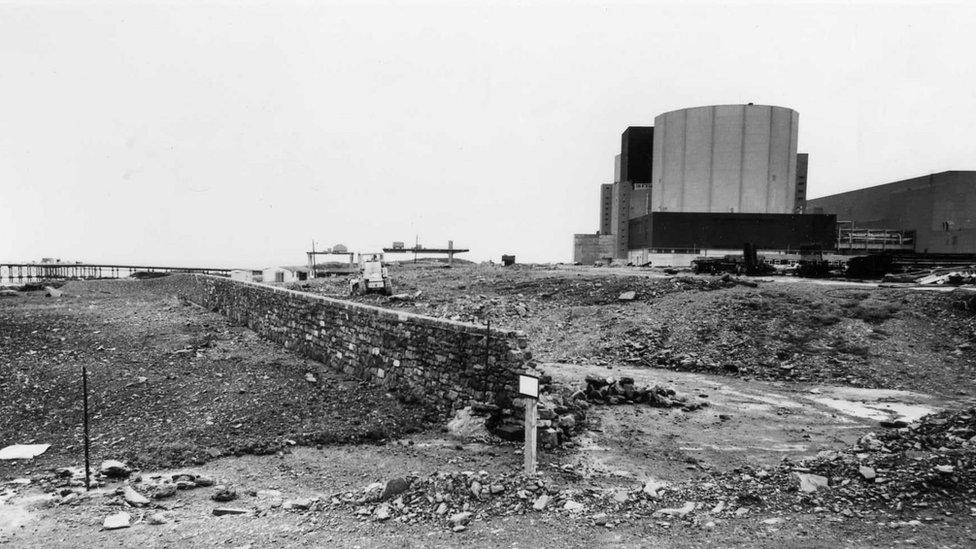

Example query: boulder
[796,473,829,493]
[103,512,131,530]
[122,485,150,507]
[532,495,550,510]
[447,407,489,439]
[99,460,131,479]
[381,478,411,500]
[618,291,637,301]
[211,486,237,502]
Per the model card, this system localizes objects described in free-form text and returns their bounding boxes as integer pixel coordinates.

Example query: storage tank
[650,104,799,214]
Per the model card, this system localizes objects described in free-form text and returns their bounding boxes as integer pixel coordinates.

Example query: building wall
[650,104,799,214]
[599,184,613,235]
[807,171,976,254]
[795,153,809,213]
[612,182,630,258]
[161,274,532,412]
[628,212,836,251]
[573,234,617,264]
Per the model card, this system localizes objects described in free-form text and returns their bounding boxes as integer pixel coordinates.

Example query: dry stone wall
[167,274,532,411]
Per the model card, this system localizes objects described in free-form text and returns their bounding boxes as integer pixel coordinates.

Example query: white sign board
[518,374,539,399]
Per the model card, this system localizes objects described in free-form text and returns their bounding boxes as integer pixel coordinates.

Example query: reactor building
[574,104,835,265]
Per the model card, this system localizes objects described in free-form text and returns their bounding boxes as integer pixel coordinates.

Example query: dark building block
[627,212,837,251]
[620,127,654,185]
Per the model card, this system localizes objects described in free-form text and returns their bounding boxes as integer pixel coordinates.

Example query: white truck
[350,253,394,296]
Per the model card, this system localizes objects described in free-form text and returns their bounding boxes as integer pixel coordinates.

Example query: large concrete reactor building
[574,104,835,266]
[651,105,799,214]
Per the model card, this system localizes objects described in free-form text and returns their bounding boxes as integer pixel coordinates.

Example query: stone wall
[167,274,532,411]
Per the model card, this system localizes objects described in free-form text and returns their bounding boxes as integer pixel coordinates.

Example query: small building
[261,266,309,284]
[229,270,255,282]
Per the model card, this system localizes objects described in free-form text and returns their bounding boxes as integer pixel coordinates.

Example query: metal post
[82,364,91,490]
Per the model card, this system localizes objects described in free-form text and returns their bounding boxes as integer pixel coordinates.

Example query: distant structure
[575,104,833,266]
[808,171,976,254]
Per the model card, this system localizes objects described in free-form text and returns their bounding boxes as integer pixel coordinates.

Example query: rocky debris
[642,479,667,498]
[147,513,169,525]
[283,497,314,510]
[485,389,587,449]
[99,460,131,479]
[447,407,490,439]
[121,485,150,507]
[562,500,584,512]
[45,286,63,298]
[532,495,550,510]
[211,485,238,502]
[652,501,695,517]
[618,291,637,301]
[374,503,392,521]
[382,478,411,499]
[580,376,705,411]
[330,406,972,532]
[102,511,131,530]
[796,473,829,493]
[305,372,317,383]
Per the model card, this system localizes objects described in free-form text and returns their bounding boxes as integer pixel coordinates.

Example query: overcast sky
[2,1,974,267]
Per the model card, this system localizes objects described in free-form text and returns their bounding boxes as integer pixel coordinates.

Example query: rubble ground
[297,263,976,396]
[2,268,976,547]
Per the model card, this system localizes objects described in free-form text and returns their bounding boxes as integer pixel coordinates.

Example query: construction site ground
[2,264,975,547]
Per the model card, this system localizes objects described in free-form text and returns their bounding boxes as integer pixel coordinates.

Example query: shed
[261,266,309,284]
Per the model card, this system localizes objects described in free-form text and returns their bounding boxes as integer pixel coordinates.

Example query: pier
[0,263,233,285]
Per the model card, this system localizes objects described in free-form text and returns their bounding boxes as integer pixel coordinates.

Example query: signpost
[518,374,540,476]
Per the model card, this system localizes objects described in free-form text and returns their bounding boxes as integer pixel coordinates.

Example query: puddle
[811,397,935,422]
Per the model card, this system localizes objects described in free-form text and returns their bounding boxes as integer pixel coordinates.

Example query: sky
[2,0,975,267]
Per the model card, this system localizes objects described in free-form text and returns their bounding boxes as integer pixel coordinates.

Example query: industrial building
[574,104,835,265]
[808,171,976,254]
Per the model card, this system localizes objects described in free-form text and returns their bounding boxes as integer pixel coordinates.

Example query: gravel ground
[0,281,434,479]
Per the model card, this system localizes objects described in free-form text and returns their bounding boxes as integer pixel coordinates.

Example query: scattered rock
[122,485,150,507]
[532,495,550,510]
[563,500,584,512]
[45,286,63,298]
[449,511,473,526]
[147,513,168,525]
[618,291,637,301]
[99,460,131,479]
[211,486,237,502]
[796,473,829,493]
[858,466,876,480]
[381,478,411,500]
[103,511,131,530]
[653,501,696,518]
[374,504,392,521]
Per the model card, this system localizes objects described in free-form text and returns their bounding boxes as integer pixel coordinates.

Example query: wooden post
[82,364,91,490]
[524,397,537,476]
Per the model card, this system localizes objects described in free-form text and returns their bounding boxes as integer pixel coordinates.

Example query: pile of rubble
[578,375,707,411]
[341,406,976,530]
[657,406,976,519]
[484,389,589,449]
[884,267,976,286]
